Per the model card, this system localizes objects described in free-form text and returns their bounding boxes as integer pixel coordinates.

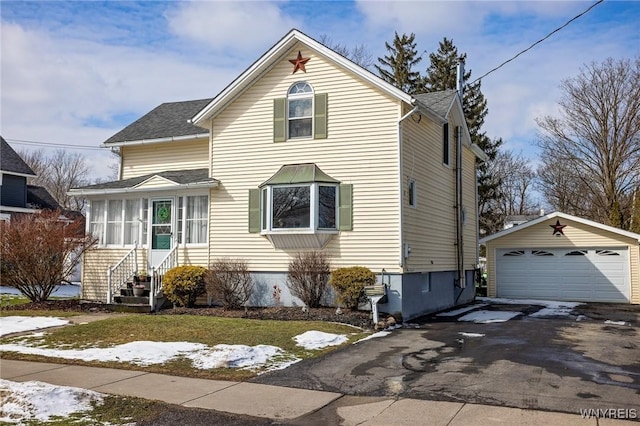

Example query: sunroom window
[89,195,207,247]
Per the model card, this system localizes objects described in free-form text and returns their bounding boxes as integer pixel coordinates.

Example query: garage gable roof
[480,211,640,244]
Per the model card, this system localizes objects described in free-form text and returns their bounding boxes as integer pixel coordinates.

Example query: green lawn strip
[0,309,82,318]
[0,314,369,380]
[0,294,32,307]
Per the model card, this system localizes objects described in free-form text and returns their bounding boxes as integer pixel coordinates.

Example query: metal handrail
[106,242,138,304]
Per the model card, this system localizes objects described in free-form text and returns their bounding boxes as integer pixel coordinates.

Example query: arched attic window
[273,82,328,142]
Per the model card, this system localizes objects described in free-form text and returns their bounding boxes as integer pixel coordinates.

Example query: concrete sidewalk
[1,360,636,425]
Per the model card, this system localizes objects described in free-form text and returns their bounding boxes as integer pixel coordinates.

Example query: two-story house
[1,137,61,221]
[70,29,486,320]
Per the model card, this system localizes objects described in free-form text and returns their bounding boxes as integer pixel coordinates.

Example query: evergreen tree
[423,37,502,235]
[375,32,423,94]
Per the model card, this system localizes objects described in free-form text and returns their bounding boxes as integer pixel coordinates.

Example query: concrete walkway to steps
[2,360,638,425]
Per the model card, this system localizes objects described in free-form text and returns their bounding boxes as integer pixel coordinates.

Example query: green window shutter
[248,189,261,233]
[338,184,352,231]
[273,98,286,142]
[314,93,328,139]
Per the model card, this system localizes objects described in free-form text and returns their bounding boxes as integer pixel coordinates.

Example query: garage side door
[495,248,629,303]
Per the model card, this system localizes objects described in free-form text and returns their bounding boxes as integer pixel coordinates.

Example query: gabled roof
[103,99,213,146]
[414,90,458,118]
[414,90,487,161]
[68,168,218,196]
[191,28,428,126]
[1,136,36,176]
[479,211,640,244]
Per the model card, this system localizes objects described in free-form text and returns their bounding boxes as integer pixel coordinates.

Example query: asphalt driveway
[252,300,640,417]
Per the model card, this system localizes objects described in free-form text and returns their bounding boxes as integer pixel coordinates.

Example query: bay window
[261,183,337,232]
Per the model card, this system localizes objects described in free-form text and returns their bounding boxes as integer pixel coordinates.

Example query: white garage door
[496,248,630,303]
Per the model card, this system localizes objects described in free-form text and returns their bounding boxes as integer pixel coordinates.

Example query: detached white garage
[481,212,640,304]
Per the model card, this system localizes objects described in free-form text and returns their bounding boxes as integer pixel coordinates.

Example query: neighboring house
[0,136,61,221]
[480,211,640,304]
[70,29,487,320]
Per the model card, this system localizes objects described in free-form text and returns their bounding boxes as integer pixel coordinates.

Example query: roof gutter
[101,133,209,148]
[398,104,420,268]
[68,181,219,197]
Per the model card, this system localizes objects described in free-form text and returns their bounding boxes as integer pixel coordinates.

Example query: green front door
[150,199,173,266]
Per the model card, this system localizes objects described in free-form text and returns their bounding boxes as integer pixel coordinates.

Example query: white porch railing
[107,242,138,304]
[150,245,178,310]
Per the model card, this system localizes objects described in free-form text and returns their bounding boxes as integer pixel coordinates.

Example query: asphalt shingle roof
[72,168,217,191]
[27,185,61,210]
[103,99,213,145]
[1,136,36,176]
[414,90,457,119]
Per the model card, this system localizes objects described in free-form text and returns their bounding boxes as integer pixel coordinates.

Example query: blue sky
[1,1,639,181]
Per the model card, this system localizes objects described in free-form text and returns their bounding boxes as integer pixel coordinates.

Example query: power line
[470,0,604,86]
[6,138,105,151]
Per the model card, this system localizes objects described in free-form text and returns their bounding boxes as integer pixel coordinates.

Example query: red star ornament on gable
[289,51,310,74]
[550,219,567,236]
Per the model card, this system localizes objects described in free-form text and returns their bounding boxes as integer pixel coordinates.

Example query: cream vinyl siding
[82,248,146,301]
[402,111,478,273]
[485,218,640,304]
[462,147,479,269]
[135,176,178,190]
[401,110,455,272]
[208,44,401,273]
[121,138,209,179]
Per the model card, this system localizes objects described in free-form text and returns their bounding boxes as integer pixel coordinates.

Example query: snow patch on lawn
[293,331,348,350]
[0,316,70,337]
[458,310,522,323]
[0,379,103,424]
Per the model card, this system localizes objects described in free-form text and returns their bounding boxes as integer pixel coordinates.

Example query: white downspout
[398,105,419,267]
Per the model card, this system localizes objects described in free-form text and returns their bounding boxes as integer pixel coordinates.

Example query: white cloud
[166,1,298,53]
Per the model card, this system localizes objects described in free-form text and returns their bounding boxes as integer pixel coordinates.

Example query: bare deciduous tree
[492,150,538,216]
[318,34,374,70]
[536,57,640,228]
[19,149,92,212]
[0,210,98,302]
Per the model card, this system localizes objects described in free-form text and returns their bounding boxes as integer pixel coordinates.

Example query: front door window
[152,200,172,250]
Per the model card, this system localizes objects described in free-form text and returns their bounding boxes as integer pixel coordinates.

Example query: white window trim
[287,81,314,140]
[260,183,338,234]
[89,192,209,248]
[177,194,209,246]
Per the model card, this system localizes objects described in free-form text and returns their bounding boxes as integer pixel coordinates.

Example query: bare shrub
[206,258,254,309]
[0,210,98,302]
[286,251,331,308]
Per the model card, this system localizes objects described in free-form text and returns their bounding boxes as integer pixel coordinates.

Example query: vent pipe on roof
[456,58,465,100]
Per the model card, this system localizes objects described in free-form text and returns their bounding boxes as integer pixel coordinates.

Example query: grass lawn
[1,295,82,318]
[0,312,369,381]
